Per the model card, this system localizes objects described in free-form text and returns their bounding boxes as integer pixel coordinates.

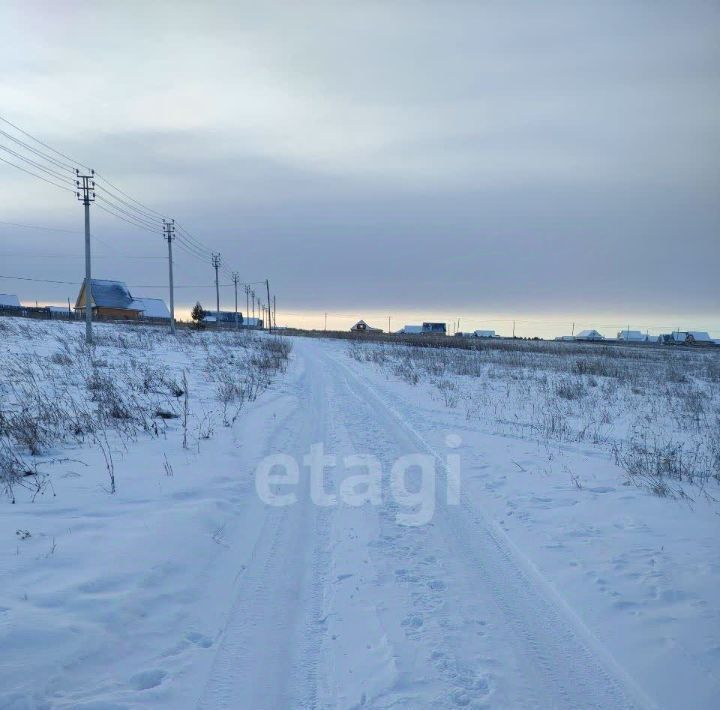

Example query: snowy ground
[1,322,718,709]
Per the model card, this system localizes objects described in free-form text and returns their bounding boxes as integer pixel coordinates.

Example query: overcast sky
[0,1,718,333]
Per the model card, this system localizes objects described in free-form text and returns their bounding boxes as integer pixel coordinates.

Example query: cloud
[0,1,717,325]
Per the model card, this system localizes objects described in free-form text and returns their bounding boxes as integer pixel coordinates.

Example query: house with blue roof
[75,279,170,321]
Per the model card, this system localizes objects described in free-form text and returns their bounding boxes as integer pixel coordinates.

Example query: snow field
[0,321,718,708]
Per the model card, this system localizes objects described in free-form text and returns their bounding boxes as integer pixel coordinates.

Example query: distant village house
[659,331,713,345]
[398,322,447,335]
[617,330,646,342]
[350,320,382,333]
[0,294,21,311]
[75,279,170,321]
[574,329,604,341]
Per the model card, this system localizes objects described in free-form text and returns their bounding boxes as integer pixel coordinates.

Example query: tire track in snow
[326,352,536,707]
[197,351,331,709]
[324,343,654,709]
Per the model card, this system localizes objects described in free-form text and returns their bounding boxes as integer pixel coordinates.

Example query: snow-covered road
[197,338,652,709]
[3,333,717,709]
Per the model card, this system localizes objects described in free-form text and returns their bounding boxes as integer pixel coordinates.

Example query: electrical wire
[0,220,79,234]
[174,237,209,259]
[0,143,77,185]
[93,171,170,220]
[0,154,76,193]
[95,195,163,232]
[94,184,165,225]
[0,128,76,173]
[0,113,90,171]
[175,224,213,255]
[175,236,213,262]
[0,274,237,288]
[0,252,165,260]
[0,115,262,285]
[94,201,162,235]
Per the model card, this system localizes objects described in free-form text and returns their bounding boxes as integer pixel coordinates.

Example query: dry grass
[0,319,291,501]
[348,338,720,497]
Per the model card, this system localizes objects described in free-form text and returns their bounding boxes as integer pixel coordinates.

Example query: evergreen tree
[191,301,205,328]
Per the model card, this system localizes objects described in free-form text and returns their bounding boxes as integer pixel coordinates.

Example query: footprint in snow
[401,613,424,630]
[186,631,213,648]
[129,669,167,691]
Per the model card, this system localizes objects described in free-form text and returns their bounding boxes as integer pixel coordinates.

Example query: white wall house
[399,325,424,334]
[617,330,645,341]
[575,329,604,341]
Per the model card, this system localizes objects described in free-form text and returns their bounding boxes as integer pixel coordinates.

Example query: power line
[95,194,163,231]
[0,115,255,288]
[175,224,212,256]
[0,219,171,262]
[175,234,214,262]
[0,252,165,260]
[94,201,162,235]
[0,274,80,285]
[94,184,165,225]
[0,154,76,193]
[94,171,170,221]
[0,143,78,184]
[174,239,211,262]
[93,177,228,272]
[0,113,90,171]
[0,219,79,234]
[0,129,76,173]
[0,273,240,288]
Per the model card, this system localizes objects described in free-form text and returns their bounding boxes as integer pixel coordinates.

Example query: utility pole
[211,253,221,324]
[324,312,327,331]
[245,285,250,327]
[273,295,276,330]
[388,315,391,334]
[163,219,176,334]
[232,272,240,330]
[251,289,256,320]
[512,320,516,338]
[265,279,272,332]
[75,169,95,344]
